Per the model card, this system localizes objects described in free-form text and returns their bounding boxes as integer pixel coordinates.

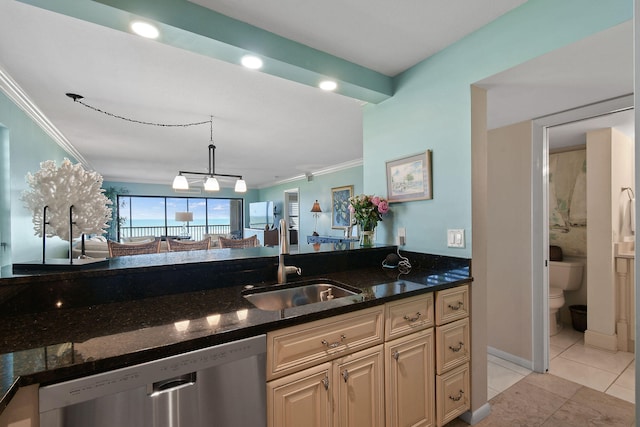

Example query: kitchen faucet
[277,219,301,284]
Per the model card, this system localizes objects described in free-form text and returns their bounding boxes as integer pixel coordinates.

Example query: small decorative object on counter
[22,159,112,241]
[19,158,112,268]
[348,194,389,247]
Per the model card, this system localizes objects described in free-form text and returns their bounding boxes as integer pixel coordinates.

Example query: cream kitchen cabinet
[435,285,470,426]
[266,286,470,427]
[267,344,384,427]
[385,328,435,427]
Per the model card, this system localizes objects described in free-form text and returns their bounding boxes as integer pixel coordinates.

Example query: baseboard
[584,329,618,352]
[487,346,534,371]
[459,403,491,425]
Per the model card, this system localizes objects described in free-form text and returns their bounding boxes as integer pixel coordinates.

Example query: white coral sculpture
[21,159,112,241]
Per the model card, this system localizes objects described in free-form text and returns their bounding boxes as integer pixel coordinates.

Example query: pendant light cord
[66,93,211,128]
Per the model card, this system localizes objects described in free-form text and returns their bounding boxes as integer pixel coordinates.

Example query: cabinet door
[267,363,332,427]
[385,328,435,427]
[333,345,384,427]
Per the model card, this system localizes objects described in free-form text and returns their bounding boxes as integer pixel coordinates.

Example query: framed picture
[331,185,353,229]
[386,150,433,202]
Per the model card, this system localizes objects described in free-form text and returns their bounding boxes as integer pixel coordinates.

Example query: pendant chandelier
[66,93,247,193]
[172,118,246,193]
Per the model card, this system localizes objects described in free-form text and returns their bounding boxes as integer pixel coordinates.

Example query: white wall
[486,121,533,363]
[585,128,634,350]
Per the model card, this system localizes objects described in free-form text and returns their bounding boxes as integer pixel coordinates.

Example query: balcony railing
[119,224,231,241]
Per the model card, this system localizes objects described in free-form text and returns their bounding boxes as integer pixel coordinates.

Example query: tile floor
[445,372,635,426]
[549,326,635,403]
[443,325,636,426]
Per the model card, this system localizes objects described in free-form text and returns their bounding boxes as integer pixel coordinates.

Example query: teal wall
[258,165,363,240]
[363,0,632,257]
[0,92,77,263]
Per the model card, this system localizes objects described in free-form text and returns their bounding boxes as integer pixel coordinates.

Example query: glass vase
[360,229,375,247]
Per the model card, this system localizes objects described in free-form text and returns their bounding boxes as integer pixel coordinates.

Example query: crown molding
[0,65,92,169]
[260,158,363,189]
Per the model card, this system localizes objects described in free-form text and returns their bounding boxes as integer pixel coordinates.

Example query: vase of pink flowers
[348,194,390,246]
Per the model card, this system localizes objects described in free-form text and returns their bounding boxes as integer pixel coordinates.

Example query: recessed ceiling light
[241,55,263,70]
[131,21,159,39]
[319,80,337,91]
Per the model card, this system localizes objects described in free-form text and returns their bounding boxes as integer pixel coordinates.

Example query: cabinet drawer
[385,293,434,340]
[436,363,470,427]
[267,306,384,380]
[435,285,469,325]
[436,318,470,375]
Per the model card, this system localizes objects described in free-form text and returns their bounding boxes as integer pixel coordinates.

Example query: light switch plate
[397,227,406,245]
[447,229,465,248]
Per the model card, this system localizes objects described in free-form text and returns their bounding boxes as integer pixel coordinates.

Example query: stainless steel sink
[242,279,362,311]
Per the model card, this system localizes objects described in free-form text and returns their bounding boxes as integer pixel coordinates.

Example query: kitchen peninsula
[0,243,471,425]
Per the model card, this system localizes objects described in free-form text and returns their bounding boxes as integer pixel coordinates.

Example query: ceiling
[477,20,634,148]
[0,0,633,190]
[0,0,527,189]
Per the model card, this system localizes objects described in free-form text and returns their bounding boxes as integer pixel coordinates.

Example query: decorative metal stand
[13,205,108,273]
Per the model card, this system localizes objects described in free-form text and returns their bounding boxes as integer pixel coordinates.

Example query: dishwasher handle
[148,372,197,397]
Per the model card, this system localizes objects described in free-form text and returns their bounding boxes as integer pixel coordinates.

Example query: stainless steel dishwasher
[39,335,266,427]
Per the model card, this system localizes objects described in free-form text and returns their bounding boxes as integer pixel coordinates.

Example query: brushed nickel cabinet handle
[321,334,346,349]
[403,312,422,322]
[449,341,464,352]
[321,376,329,390]
[342,369,349,383]
[449,390,464,402]
[392,350,400,361]
[448,301,463,310]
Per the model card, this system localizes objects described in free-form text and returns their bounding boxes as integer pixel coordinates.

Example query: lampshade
[175,211,193,222]
[234,178,247,193]
[204,176,220,191]
[311,200,322,213]
[172,174,189,190]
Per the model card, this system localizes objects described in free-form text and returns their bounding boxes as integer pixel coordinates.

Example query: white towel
[568,169,587,226]
[630,198,635,233]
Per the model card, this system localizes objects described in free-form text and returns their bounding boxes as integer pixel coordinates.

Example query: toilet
[549,260,584,336]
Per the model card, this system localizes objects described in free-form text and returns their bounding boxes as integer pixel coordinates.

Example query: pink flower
[371,196,381,206]
[377,200,389,214]
[348,205,355,213]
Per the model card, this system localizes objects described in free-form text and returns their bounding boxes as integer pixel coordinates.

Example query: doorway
[532,95,635,372]
[283,188,299,232]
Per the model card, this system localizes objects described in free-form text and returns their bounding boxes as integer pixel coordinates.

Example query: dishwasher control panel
[39,334,266,413]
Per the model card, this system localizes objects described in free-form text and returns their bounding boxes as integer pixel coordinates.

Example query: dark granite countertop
[0,245,471,415]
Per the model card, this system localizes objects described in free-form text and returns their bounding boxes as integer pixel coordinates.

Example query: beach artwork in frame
[386,150,433,202]
[331,185,353,229]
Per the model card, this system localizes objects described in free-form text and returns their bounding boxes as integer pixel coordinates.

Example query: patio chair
[108,239,161,257]
[166,238,211,252]
[218,235,260,248]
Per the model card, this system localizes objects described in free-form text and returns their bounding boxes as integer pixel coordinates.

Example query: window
[117,196,243,241]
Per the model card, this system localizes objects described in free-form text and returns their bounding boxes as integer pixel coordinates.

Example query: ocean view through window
[117,196,243,241]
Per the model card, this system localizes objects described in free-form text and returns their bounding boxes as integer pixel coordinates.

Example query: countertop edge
[0,277,472,416]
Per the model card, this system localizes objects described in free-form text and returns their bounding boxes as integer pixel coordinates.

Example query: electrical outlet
[447,229,465,248]
[397,227,406,245]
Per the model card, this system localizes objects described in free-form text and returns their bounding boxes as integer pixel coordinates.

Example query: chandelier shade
[234,179,247,193]
[204,176,220,192]
[172,174,189,190]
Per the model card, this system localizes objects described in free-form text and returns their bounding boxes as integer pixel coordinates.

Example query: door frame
[531,94,634,373]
